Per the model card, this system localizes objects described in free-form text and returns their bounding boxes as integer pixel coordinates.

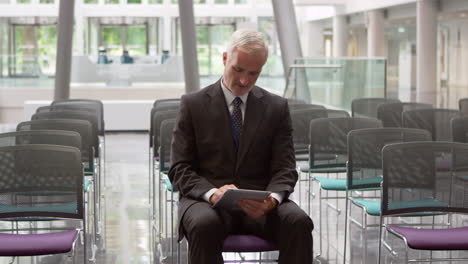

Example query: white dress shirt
[202,79,284,204]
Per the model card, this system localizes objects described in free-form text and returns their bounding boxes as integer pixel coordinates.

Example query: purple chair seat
[0,229,79,256]
[223,235,277,253]
[388,225,468,250]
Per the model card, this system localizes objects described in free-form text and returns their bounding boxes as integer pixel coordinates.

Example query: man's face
[222,48,266,96]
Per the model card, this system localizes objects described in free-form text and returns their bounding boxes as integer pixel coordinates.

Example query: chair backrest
[459,98,468,114]
[452,115,468,143]
[159,119,176,173]
[35,105,51,113]
[0,144,83,220]
[351,97,401,118]
[287,98,307,105]
[288,103,326,111]
[32,110,99,157]
[308,117,382,167]
[347,128,431,190]
[377,102,433,127]
[402,108,461,141]
[153,98,181,110]
[16,119,94,167]
[0,130,81,150]
[381,142,468,217]
[152,110,178,156]
[291,109,349,152]
[51,99,104,135]
[150,99,180,147]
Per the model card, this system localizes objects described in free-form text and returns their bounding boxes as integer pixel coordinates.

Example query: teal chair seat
[351,198,448,217]
[0,202,78,214]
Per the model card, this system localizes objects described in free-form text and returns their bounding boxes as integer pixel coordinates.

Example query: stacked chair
[0,143,86,263]
[305,117,382,258]
[0,99,106,262]
[377,102,432,127]
[351,98,401,119]
[343,128,431,264]
[149,99,180,264]
[378,142,468,263]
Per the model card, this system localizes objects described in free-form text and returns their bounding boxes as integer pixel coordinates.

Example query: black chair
[459,98,468,115]
[35,105,51,113]
[305,117,382,257]
[343,128,431,264]
[51,99,104,136]
[0,144,85,263]
[377,102,432,127]
[351,97,401,119]
[402,108,461,141]
[378,142,468,263]
[452,115,468,143]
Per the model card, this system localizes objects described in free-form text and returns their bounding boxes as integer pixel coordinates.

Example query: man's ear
[223,52,227,66]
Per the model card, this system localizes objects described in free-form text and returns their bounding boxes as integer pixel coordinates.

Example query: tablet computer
[212,189,271,211]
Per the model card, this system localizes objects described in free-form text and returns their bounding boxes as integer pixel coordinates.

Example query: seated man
[120,50,134,64]
[169,29,313,264]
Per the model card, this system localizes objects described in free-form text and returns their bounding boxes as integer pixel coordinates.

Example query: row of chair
[291,97,468,263]
[0,99,106,263]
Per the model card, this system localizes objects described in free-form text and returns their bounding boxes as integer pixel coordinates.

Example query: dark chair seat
[222,235,277,253]
[388,225,468,250]
[0,229,79,256]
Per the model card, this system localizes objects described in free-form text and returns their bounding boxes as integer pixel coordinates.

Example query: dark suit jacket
[168,80,298,238]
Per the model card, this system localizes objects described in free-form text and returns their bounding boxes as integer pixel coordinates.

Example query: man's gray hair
[226,29,268,59]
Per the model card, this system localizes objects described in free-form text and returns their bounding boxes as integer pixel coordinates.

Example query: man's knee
[288,212,314,232]
[184,205,225,240]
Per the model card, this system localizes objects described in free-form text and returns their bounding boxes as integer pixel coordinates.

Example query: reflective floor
[1,132,468,264]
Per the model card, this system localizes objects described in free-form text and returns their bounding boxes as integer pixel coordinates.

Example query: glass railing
[284,57,387,111]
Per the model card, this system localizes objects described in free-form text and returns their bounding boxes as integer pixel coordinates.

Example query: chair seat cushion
[0,229,79,256]
[314,177,346,191]
[223,235,277,252]
[388,225,468,250]
[351,198,447,217]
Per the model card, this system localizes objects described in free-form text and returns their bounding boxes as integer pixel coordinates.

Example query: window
[128,0,142,3]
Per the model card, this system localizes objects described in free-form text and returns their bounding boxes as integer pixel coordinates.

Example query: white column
[75,0,84,55]
[305,21,323,57]
[271,0,303,76]
[178,0,200,93]
[162,16,171,51]
[333,14,347,57]
[367,9,385,57]
[54,0,75,100]
[416,0,437,105]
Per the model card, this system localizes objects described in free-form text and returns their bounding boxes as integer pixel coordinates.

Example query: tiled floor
[1,132,468,264]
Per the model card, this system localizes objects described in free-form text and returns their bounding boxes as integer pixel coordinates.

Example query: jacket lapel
[236,86,266,172]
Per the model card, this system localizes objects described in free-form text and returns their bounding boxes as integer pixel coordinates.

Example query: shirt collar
[221,78,249,106]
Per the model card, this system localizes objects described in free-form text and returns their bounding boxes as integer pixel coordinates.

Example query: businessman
[169,29,313,264]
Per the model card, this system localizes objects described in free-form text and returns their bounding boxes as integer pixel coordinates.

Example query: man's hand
[238,196,278,218]
[209,184,238,204]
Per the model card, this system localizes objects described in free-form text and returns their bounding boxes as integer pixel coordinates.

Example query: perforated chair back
[287,98,307,105]
[459,98,468,114]
[150,107,179,148]
[309,117,382,168]
[381,142,468,216]
[352,97,400,118]
[452,115,468,143]
[152,110,178,157]
[153,98,180,110]
[347,128,431,190]
[17,119,94,170]
[0,130,81,150]
[289,103,326,111]
[402,108,461,141]
[32,110,99,157]
[291,109,349,153]
[377,102,433,127]
[0,144,83,219]
[159,119,176,173]
[51,99,104,135]
[35,105,51,113]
